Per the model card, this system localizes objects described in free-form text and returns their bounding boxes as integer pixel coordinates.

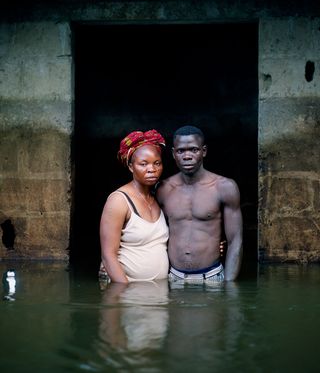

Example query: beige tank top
[113,191,169,282]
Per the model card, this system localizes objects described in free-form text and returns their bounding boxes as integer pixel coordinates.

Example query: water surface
[0,261,319,372]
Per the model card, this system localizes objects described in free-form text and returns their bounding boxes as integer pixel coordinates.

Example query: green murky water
[0,261,319,372]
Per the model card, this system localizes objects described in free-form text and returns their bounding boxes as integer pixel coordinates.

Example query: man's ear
[202,145,207,157]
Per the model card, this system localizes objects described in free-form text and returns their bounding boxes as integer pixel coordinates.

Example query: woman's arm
[100,193,129,283]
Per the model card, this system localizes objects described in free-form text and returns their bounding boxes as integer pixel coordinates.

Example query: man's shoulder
[158,174,181,189]
[203,171,239,197]
[216,175,238,189]
[205,170,236,186]
[210,173,240,203]
[156,174,181,203]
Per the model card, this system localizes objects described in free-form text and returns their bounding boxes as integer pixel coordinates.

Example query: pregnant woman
[99,129,169,283]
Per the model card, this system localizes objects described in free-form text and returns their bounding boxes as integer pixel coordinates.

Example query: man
[157,126,242,283]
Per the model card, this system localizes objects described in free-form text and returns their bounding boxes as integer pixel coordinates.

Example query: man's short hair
[173,125,205,144]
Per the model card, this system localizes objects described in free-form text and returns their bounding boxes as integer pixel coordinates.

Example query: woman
[99,129,169,283]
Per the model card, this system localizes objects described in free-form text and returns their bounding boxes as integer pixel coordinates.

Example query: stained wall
[0,22,72,259]
[0,1,319,262]
[259,19,320,262]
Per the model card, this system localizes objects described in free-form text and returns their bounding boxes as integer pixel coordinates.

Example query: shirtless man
[157,126,243,283]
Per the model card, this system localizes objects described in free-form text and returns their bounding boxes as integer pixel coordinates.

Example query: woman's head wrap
[118,129,166,166]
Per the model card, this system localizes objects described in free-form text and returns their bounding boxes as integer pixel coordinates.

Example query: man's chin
[180,167,196,175]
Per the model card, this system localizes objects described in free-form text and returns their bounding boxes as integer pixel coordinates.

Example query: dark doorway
[71,23,258,271]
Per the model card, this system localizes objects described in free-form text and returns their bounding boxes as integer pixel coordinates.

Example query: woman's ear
[128,162,133,173]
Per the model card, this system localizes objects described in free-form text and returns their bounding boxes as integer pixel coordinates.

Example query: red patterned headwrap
[118,129,166,166]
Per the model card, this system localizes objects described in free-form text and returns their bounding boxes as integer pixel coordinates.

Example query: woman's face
[129,145,163,186]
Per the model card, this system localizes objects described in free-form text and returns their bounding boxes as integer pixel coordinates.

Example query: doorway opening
[71,23,258,272]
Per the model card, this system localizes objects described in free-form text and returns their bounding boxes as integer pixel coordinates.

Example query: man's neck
[180,167,206,185]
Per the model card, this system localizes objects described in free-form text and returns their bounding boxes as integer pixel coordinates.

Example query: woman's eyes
[139,162,162,166]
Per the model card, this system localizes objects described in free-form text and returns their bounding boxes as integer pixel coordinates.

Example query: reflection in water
[164,282,243,372]
[98,280,169,368]
[1,263,320,372]
[0,262,72,373]
[97,280,244,372]
[2,270,16,301]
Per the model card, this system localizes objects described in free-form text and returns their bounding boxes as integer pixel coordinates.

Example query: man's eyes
[176,148,200,154]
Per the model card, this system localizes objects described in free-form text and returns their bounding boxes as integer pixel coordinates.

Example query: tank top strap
[111,190,141,217]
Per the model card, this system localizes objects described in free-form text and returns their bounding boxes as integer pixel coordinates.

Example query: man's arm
[220,178,243,281]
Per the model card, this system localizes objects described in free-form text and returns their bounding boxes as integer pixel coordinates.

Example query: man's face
[172,134,207,175]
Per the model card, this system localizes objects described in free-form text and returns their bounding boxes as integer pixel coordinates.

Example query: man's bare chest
[163,188,221,221]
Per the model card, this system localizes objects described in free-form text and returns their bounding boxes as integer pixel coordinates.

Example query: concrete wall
[0,1,320,262]
[259,18,320,263]
[0,22,72,259]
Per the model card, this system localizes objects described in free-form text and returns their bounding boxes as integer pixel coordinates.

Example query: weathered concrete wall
[0,1,320,262]
[259,18,320,263]
[0,22,72,260]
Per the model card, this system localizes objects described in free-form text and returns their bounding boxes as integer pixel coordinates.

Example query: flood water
[0,261,319,373]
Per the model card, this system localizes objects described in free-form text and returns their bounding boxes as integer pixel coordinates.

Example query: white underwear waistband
[169,264,223,280]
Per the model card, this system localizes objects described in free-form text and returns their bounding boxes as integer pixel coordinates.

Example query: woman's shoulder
[107,188,139,213]
[105,189,130,208]
[100,189,132,230]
